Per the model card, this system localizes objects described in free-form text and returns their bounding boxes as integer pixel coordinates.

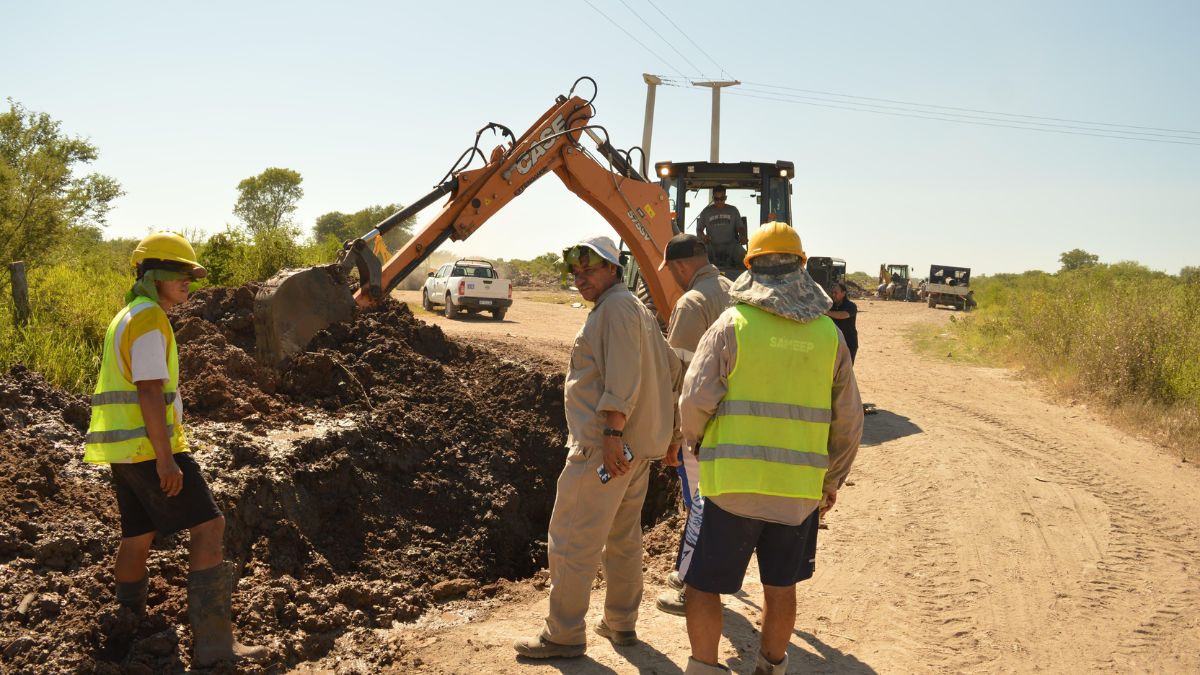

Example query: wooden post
[9,261,29,327]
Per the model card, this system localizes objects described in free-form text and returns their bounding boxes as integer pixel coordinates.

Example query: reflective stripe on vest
[699,304,838,500]
[90,391,177,406]
[83,296,188,464]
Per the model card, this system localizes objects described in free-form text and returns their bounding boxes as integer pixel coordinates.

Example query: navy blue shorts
[680,499,819,594]
[110,453,222,538]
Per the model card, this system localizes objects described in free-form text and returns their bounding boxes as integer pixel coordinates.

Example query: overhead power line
[736,85,1200,141]
[653,74,693,88]
[616,0,704,76]
[644,72,1198,146]
[723,90,1200,146]
[580,0,687,79]
[643,0,731,79]
[743,81,1200,138]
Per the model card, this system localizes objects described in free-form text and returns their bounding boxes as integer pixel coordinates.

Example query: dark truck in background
[806,256,847,294]
[927,264,973,310]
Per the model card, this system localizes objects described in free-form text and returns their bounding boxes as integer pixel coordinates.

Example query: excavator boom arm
[359,93,683,318]
[254,83,685,367]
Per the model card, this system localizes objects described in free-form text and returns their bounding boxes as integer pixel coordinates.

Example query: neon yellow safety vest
[84,296,188,464]
[699,304,838,500]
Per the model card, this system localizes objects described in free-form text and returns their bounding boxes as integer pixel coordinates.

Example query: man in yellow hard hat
[675,223,863,675]
[85,231,266,668]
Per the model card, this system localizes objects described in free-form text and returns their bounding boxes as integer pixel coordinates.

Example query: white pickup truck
[421,259,513,320]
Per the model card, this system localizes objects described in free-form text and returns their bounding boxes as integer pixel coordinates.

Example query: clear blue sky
[4,0,1198,275]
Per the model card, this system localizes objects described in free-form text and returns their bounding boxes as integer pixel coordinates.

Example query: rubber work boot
[115,576,148,617]
[513,635,585,659]
[667,570,684,591]
[594,620,637,646]
[187,562,268,667]
[685,657,731,674]
[656,588,687,616]
[752,650,789,675]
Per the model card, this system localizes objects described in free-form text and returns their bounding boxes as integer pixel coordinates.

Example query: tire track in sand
[928,397,1200,669]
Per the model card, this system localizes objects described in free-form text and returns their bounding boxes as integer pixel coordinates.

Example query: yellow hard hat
[744,222,805,268]
[130,231,207,278]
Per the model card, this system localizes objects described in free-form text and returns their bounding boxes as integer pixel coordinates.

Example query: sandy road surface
[322,295,1200,673]
[393,289,586,362]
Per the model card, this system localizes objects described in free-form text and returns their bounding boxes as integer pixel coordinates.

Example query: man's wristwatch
[603,427,624,438]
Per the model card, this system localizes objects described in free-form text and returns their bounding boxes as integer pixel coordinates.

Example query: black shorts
[110,452,222,538]
[680,499,819,594]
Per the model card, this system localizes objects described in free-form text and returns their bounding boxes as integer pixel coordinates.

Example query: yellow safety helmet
[744,221,806,268]
[130,231,207,278]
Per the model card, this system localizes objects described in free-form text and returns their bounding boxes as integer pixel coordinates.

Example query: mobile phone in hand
[598,445,634,483]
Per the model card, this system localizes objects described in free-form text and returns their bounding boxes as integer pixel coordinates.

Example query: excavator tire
[254,265,357,368]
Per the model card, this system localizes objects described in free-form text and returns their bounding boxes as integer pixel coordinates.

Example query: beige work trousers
[541,445,651,645]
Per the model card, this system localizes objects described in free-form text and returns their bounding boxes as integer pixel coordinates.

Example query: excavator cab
[654,160,795,278]
[878,263,914,301]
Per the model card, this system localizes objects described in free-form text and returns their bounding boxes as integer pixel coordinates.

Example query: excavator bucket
[250,189,441,368]
[253,264,357,367]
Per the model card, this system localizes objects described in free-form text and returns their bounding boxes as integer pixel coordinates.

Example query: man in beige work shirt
[678,223,863,675]
[655,233,732,617]
[515,235,678,659]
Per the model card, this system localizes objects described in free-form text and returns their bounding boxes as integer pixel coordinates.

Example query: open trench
[0,285,678,673]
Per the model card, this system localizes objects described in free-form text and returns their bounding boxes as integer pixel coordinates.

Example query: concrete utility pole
[640,73,662,177]
[692,80,740,162]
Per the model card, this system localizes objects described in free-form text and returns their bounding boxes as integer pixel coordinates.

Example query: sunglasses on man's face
[561,246,610,275]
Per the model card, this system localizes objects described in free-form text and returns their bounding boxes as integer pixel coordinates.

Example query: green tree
[233,167,303,235]
[196,229,247,286]
[313,211,350,242]
[1180,266,1200,284]
[0,100,123,270]
[312,203,414,251]
[1059,248,1099,272]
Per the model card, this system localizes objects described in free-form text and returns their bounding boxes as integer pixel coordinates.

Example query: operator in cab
[694,186,747,270]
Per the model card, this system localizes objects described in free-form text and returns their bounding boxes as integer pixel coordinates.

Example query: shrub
[943,263,1200,457]
[196,226,315,286]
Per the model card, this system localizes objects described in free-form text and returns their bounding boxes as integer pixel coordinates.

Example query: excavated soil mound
[1,288,678,673]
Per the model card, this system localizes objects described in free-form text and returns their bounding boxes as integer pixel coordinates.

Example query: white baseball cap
[564,235,622,268]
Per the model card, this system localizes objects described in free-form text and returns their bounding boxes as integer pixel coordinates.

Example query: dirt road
[342,294,1200,673]
[393,289,588,362]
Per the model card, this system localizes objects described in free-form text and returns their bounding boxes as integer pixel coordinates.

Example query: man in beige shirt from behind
[515,235,678,659]
[655,233,733,617]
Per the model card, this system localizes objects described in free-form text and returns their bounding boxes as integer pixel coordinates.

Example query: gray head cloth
[730,253,832,323]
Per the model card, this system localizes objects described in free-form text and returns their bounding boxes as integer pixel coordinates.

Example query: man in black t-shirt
[695,186,747,269]
[825,282,858,363]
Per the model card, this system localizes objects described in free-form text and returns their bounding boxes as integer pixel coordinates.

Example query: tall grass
[0,239,134,393]
[1,227,340,393]
[935,263,1200,459]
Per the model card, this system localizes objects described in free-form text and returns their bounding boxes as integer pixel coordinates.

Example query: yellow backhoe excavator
[253,77,796,366]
